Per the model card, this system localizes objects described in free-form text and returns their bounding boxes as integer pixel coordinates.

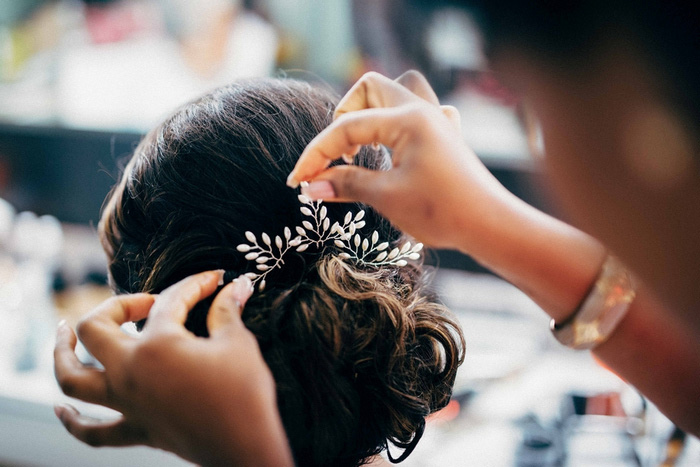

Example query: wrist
[197,362,293,467]
[223,373,293,467]
[448,173,516,254]
[455,188,608,321]
[215,405,293,467]
[550,254,636,350]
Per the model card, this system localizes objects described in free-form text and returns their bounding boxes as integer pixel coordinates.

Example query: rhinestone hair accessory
[235,187,423,291]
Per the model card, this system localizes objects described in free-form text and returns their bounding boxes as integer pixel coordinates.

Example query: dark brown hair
[100,78,465,466]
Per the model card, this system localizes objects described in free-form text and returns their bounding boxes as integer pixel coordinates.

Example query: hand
[287,70,511,250]
[53,271,293,467]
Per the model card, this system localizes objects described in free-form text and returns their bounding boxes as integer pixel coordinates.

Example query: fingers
[75,294,155,368]
[289,70,443,188]
[333,71,422,120]
[395,71,461,128]
[54,322,109,405]
[55,404,147,447]
[300,165,390,205]
[80,293,155,331]
[206,275,254,338]
[395,70,440,105]
[289,105,427,187]
[143,270,224,336]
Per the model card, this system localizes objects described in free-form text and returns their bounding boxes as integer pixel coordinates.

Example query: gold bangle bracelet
[550,255,636,350]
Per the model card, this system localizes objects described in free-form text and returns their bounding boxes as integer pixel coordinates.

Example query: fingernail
[54,404,65,422]
[214,269,225,286]
[56,320,68,337]
[371,142,381,151]
[301,181,336,201]
[286,172,300,188]
[342,153,354,164]
[231,275,254,304]
[202,270,225,286]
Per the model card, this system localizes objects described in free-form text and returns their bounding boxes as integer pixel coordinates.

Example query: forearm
[594,288,700,436]
[457,187,606,322]
[458,192,700,434]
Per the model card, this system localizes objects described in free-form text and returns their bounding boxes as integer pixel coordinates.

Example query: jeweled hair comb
[236,186,423,291]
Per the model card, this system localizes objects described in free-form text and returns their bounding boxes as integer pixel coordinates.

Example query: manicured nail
[286,172,300,188]
[203,269,223,284]
[371,142,381,151]
[341,153,354,164]
[231,275,253,304]
[57,319,66,329]
[214,269,226,286]
[301,181,336,201]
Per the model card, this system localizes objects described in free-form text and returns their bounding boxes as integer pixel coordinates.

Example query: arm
[466,184,700,435]
[595,289,700,435]
[289,70,700,435]
[54,272,294,467]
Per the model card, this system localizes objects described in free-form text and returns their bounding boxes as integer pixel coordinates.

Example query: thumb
[302,165,388,205]
[207,275,253,338]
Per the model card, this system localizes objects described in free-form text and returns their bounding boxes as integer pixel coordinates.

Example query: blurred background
[0,0,696,465]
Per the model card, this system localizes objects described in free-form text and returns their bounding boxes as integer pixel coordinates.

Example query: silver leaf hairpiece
[236,189,423,291]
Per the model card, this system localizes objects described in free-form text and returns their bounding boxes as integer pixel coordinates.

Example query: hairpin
[236,189,423,291]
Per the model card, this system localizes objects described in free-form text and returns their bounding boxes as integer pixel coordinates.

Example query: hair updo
[100,78,465,467]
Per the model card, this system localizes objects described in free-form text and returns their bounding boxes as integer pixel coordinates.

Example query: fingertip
[132,293,157,307]
[397,69,424,80]
[113,293,157,324]
[286,172,300,189]
[211,282,239,313]
[230,275,254,309]
[177,270,224,300]
[56,320,68,336]
[396,70,439,105]
[214,269,226,286]
[440,105,461,129]
[199,270,224,287]
[216,275,253,312]
[208,276,253,335]
[55,320,76,346]
[146,271,225,330]
[301,180,336,201]
[308,165,381,205]
[54,403,78,423]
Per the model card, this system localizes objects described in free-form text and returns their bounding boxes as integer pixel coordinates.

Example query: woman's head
[100,78,464,466]
[462,0,700,315]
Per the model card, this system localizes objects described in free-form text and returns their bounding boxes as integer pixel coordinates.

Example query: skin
[289,64,700,434]
[54,272,294,467]
[53,43,700,462]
